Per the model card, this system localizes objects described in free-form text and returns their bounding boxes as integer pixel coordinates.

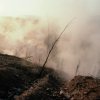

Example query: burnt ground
[0,53,68,100]
[0,53,99,100]
[63,76,100,100]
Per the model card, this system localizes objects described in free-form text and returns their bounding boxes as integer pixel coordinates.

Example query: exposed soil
[63,76,100,100]
[0,54,68,100]
[0,53,100,100]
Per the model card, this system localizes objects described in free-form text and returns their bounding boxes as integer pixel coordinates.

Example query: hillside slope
[0,53,67,100]
[0,54,100,100]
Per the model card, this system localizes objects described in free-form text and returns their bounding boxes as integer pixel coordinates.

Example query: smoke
[57,16,100,78]
[0,15,100,79]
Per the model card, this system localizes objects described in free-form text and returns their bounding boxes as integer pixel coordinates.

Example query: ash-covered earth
[0,53,99,100]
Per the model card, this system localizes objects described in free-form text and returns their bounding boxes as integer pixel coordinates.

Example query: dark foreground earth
[0,53,99,100]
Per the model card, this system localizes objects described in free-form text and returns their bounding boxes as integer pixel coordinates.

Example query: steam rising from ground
[0,16,100,79]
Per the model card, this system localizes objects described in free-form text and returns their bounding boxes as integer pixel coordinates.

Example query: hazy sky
[0,0,100,24]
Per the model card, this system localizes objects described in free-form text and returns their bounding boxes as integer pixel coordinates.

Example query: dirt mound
[65,76,100,100]
[0,54,68,100]
[0,54,100,100]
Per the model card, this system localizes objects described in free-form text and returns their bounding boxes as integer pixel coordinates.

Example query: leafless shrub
[39,19,74,77]
[75,61,80,76]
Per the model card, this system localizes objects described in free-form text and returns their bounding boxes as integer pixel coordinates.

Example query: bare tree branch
[75,60,80,76]
[39,18,75,77]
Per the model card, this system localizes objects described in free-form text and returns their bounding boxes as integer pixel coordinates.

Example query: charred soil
[0,54,99,100]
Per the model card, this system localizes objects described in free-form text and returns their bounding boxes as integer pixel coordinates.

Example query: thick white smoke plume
[0,15,100,79]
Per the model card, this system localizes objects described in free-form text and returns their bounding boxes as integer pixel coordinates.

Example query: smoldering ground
[0,16,100,79]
